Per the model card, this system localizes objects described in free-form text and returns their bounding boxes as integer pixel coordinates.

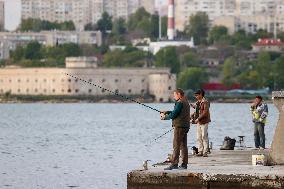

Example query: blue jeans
[254,122,265,148]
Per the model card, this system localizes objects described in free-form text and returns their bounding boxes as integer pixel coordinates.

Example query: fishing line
[145,128,174,147]
[153,128,173,142]
[64,73,162,113]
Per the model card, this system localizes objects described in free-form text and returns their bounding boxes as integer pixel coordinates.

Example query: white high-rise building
[175,0,236,31]
[21,0,155,31]
[22,0,92,31]
[0,1,4,31]
[174,0,284,32]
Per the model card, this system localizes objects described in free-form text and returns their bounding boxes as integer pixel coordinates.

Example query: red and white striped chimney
[167,0,175,40]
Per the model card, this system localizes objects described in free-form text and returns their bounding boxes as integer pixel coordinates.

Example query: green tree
[126,8,166,39]
[177,67,209,90]
[19,18,42,32]
[103,47,149,67]
[277,32,284,42]
[154,47,180,73]
[149,13,159,39]
[128,7,150,30]
[61,43,82,57]
[0,60,5,67]
[273,56,284,90]
[84,23,97,31]
[25,41,42,60]
[97,12,113,33]
[60,21,76,30]
[20,59,40,67]
[112,18,127,35]
[161,16,168,37]
[222,57,238,86]
[180,51,200,68]
[231,30,252,50]
[19,18,76,31]
[103,50,125,67]
[256,51,271,88]
[10,46,25,62]
[185,12,209,45]
[238,69,262,89]
[254,29,273,40]
[9,41,82,67]
[137,15,152,36]
[208,26,228,44]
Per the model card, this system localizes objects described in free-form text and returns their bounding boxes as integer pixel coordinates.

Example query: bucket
[252,154,266,166]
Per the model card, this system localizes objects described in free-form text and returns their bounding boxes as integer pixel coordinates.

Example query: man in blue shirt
[160,89,191,170]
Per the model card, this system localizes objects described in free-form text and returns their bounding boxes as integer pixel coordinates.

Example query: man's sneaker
[178,164,187,170]
[196,153,203,157]
[203,152,208,157]
[259,147,265,150]
[164,164,178,170]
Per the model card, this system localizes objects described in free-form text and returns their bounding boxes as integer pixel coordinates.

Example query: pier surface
[127,150,284,189]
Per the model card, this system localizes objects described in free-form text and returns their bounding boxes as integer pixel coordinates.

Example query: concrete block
[270,91,284,165]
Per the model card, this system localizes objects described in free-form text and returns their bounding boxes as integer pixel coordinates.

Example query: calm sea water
[0,103,279,189]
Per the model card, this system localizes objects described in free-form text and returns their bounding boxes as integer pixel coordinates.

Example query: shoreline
[0,94,272,104]
[0,98,273,104]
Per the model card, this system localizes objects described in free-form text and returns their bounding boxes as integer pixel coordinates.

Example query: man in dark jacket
[160,89,191,170]
[192,89,211,157]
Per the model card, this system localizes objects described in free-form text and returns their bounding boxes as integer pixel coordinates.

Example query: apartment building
[0,1,4,31]
[214,14,284,35]
[0,31,102,59]
[22,0,91,31]
[175,0,284,34]
[21,0,155,31]
[175,0,236,31]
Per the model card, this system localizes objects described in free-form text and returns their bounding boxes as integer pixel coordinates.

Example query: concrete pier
[270,91,284,165]
[127,150,284,189]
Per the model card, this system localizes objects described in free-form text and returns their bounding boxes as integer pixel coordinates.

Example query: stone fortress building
[0,57,176,102]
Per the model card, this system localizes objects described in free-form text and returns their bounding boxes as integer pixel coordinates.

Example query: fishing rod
[153,128,174,142]
[64,73,162,113]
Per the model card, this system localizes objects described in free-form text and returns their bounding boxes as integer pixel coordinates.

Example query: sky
[3,0,166,31]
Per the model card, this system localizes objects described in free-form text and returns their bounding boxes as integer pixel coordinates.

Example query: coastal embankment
[128,150,284,189]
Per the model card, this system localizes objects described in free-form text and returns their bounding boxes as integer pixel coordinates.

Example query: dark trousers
[254,122,265,148]
[172,127,189,165]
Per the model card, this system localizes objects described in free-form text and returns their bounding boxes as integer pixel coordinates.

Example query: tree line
[19,19,76,32]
